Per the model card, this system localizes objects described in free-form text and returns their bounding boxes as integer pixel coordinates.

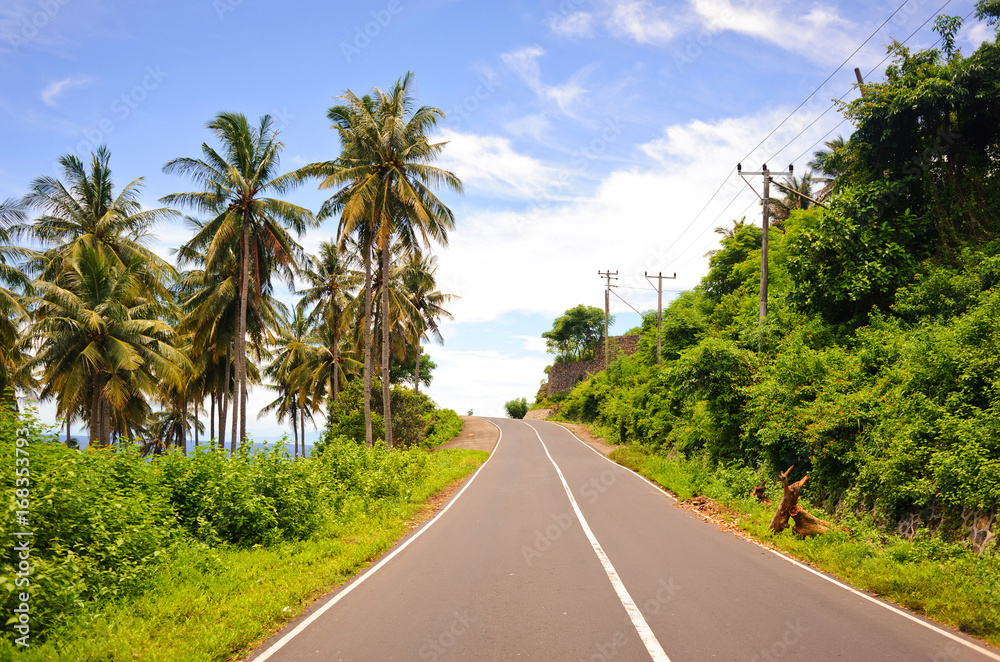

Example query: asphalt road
[247,418,1000,662]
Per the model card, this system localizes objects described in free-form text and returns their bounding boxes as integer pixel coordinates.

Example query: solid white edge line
[248,423,503,662]
[541,420,1000,662]
[523,421,671,662]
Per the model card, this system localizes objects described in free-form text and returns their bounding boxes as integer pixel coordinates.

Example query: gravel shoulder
[434,416,499,452]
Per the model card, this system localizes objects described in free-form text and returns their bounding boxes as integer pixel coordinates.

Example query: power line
[663,0,969,271]
[655,0,919,269]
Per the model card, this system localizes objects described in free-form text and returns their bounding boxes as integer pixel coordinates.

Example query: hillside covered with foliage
[548,12,1000,552]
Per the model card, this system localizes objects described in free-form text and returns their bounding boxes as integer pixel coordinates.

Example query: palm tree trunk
[230,376,238,453]
[414,341,420,397]
[210,392,215,447]
[90,374,100,446]
[293,399,299,458]
[301,406,307,457]
[100,395,110,447]
[333,324,340,402]
[237,221,250,449]
[181,397,188,455]
[194,400,199,448]
[363,244,373,448]
[381,233,392,448]
[220,348,231,452]
[66,416,71,447]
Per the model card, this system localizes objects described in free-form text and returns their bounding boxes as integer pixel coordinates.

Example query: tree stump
[768,466,829,536]
[751,480,771,504]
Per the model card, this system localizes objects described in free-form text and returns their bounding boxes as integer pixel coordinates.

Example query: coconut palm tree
[397,252,453,396]
[27,247,186,446]
[767,173,817,226]
[296,240,362,404]
[0,199,35,406]
[261,306,315,457]
[163,112,313,450]
[298,72,462,446]
[19,147,177,295]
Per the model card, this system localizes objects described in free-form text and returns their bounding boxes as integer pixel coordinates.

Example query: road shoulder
[435,415,499,452]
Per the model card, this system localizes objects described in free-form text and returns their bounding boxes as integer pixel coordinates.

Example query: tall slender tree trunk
[237,221,250,449]
[414,341,420,397]
[301,407,307,457]
[100,395,110,447]
[65,416,71,448]
[194,400,199,448]
[333,323,340,402]
[381,233,393,447]
[363,244,373,448]
[90,374,100,446]
[210,392,215,447]
[293,400,299,458]
[181,398,188,455]
[220,348,231,452]
[230,376,238,454]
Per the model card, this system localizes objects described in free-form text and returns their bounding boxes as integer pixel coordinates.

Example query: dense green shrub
[504,397,528,419]
[0,399,459,645]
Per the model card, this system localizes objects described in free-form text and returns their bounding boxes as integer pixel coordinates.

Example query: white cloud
[514,335,549,353]
[432,104,838,327]
[433,128,566,198]
[500,46,591,116]
[604,0,679,44]
[548,11,596,38]
[422,345,549,418]
[41,77,90,106]
[688,0,873,67]
[963,21,994,49]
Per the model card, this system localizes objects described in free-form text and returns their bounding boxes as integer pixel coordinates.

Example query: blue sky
[1,0,992,440]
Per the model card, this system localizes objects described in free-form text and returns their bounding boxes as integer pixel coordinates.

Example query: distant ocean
[54,433,321,457]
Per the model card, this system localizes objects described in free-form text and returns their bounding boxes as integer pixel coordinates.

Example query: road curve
[246,418,1000,662]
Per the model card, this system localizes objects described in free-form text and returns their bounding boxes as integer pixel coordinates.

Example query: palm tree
[261,306,314,457]
[397,252,453,396]
[27,247,186,446]
[298,72,462,447]
[296,240,362,404]
[767,173,816,225]
[163,112,313,450]
[808,135,847,201]
[19,147,177,295]
[0,199,35,406]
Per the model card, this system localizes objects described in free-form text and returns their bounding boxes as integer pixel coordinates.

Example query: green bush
[504,397,528,419]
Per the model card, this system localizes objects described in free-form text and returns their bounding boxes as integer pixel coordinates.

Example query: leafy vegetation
[542,304,609,364]
[551,16,1000,557]
[0,71,459,457]
[504,397,528,419]
[0,401,483,655]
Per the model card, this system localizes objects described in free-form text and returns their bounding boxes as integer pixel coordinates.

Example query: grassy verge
[0,448,487,662]
[609,443,1000,649]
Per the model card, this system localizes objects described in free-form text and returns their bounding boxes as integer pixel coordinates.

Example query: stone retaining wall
[546,336,641,394]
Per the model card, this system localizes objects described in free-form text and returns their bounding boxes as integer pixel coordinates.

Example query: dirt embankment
[435,416,499,452]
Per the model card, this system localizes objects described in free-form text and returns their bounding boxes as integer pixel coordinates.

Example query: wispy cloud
[41,77,91,106]
[548,11,596,38]
[604,0,679,44]
[689,0,870,66]
[500,46,592,116]
[433,128,565,199]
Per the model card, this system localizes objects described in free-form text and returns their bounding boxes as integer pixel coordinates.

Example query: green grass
[0,449,487,662]
[610,444,1000,649]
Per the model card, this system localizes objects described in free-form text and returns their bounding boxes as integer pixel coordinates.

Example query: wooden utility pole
[598,270,618,371]
[737,163,792,322]
[644,271,676,365]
